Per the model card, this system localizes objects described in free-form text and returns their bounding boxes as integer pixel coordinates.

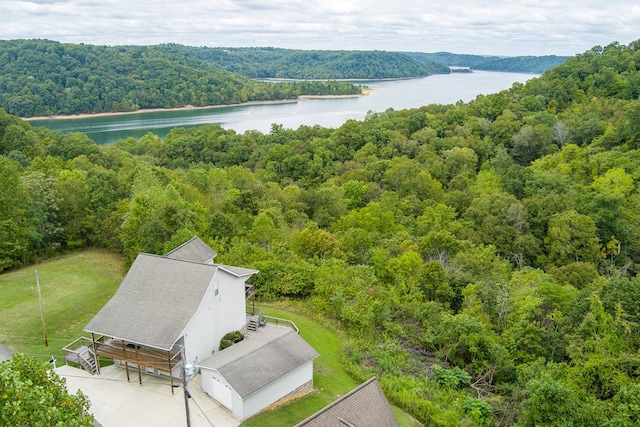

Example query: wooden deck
[62,338,99,374]
[94,337,180,374]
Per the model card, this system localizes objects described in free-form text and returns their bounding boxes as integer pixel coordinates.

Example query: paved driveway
[56,365,240,427]
[0,344,13,362]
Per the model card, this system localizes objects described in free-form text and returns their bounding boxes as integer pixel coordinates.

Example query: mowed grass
[0,250,124,362]
[243,303,422,427]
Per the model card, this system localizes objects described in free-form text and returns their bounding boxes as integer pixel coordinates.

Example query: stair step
[74,346,98,375]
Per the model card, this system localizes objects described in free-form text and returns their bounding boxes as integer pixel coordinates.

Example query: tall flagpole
[35,270,48,347]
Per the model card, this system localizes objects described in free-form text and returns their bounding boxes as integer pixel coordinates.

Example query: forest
[0,39,362,117]
[407,52,568,74]
[2,39,640,425]
[169,45,451,79]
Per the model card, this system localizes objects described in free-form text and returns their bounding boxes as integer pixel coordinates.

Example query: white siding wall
[200,369,244,420]
[182,270,248,365]
[242,361,314,419]
[212,272,247,351]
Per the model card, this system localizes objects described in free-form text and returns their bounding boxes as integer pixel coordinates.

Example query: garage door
[211,376,233,410]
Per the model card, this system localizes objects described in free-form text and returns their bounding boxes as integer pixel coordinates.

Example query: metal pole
[35,270,48,347]
[181,346,191,427]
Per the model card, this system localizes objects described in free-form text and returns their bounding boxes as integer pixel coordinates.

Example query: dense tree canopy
[2,39,640,426]
[0,354,93,426]
[171,45,451,79]
[0,40,362,117]
[407,52,568,73]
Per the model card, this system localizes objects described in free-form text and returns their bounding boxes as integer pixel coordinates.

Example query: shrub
[219,331,244,350]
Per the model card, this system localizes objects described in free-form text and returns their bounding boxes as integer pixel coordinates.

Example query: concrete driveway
[0,344,13,362]
[56,365,240,427]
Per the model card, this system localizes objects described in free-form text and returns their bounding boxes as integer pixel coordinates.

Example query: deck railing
[62,336,99,374]
[62,336,93,356]
[93,337,181,373]
[62,336,95,363]
[246,309,299,334]
[263,315,299,333]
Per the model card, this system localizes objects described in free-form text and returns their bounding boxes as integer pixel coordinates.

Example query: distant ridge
[165,45,451,79]
[406,51,568,73]
[0,39,363,117]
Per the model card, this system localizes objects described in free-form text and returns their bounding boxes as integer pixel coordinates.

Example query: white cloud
[1,0,638,56]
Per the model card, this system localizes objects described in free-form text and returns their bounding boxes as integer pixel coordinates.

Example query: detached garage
[197,326,319,420]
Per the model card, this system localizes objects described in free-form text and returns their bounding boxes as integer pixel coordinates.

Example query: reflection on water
[30,71,537,144]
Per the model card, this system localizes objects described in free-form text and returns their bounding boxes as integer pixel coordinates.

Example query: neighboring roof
[197,326,319,399]
[85,254,218,350]
[294,377,400,427]
[164,236,217,263]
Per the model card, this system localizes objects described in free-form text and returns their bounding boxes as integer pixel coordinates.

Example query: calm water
[29,71,538,144]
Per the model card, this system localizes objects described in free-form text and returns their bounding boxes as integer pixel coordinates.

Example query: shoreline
[24,88,378,121]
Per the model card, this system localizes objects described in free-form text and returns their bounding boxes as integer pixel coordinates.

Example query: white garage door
[211,376,233,410]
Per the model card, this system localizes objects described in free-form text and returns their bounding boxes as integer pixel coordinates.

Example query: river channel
[29,71,538,145]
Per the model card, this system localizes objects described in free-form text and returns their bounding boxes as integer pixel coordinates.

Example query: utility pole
[35,270,48,347]
[181,346,191,427]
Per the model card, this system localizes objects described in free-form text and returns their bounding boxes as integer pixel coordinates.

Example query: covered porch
[63,334,183,390]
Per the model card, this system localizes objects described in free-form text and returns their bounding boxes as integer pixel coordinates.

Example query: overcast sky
[3,0,639,56]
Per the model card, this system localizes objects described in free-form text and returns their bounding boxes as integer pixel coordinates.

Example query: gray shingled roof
[85,254,218,350]
[165,236,217,263]
[294,377,400,427]
[214,264,258,277]
[197,327,319,398]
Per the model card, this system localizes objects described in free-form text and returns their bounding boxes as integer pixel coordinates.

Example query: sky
[3,0,639,57]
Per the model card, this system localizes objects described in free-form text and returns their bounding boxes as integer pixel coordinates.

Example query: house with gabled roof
[63,236,321,421]
[295,377,400,427]
[197,326,319,420]
[65,237,258,387]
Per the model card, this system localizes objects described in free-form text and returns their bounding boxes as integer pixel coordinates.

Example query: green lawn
[243,303,422,427]
[0,250,124,363]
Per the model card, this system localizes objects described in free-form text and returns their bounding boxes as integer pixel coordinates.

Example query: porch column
[134,345,142,385]
[168,351,174,395]
[90,333,100,375]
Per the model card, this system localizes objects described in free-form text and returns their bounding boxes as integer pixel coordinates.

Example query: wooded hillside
[170,45,451,79]
[408,52,568,73]
[2,39,640,426]
[0,39,362,117]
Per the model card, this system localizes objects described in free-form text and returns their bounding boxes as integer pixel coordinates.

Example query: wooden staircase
[247,316,260,332]
[247,309,264,332]
[70,345,98,375]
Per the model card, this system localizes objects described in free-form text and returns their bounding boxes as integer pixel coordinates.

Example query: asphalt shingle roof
[85,254,218,350]
[294,377,400,427]
[214,264,259,277]
[164,236,217,263]
[197,326,319,398]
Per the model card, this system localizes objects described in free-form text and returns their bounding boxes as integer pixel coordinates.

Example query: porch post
[135,345,142,385]
[119,341,130,381]
[168,351,174,395]
[90,333,100,375]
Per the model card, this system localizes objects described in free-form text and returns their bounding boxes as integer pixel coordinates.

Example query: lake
[29,71,538,145]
